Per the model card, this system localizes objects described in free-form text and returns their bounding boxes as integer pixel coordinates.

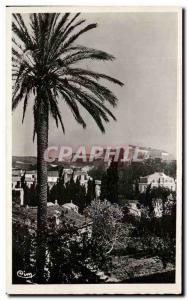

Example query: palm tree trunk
[36,109,48,283]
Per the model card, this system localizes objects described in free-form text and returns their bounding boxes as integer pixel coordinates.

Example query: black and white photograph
[6,6,182,295]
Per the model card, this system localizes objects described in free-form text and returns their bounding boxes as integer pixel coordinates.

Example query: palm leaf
[47,13,70,60]
[57,81,116,133]
[13,14,33,46]
[68,75,118,106]
[47,89,65,133]
[64,82,117,121]
[22,92,28,123]
[63,13,81,32]
[12,15,33,49]
[63,23,97,49]
[65,67,124,86]
[53,19,86,59]
[56,84,86,128]
[57,47,115,65]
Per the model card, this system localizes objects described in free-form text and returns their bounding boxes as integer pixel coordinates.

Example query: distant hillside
[12,156,93,170]
[12,146,175,170]
[12,156,37,165]
[12,156,37,170]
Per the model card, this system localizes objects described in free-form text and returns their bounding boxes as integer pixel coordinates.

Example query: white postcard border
[6,5,182,295]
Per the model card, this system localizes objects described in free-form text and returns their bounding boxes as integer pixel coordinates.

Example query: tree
[100,174,108,201]
[86,200,123,263]
[88,166,106,181]
[12,13,123,282]
[86,179,96,206]
[28,181,37,206]
[101,160,119,203]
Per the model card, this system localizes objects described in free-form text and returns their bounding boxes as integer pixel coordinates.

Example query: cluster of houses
[12,166,176,219]
[12,168,93,190]
[12,167,102,206]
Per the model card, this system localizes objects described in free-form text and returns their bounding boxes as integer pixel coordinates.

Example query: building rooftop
[62,202,78,209]
[140,172,173,180]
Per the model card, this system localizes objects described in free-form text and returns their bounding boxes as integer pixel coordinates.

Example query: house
[95,180,101,199]
[25,176,36,188]
[139,172,176,193]
[74,170,92,189]
[62,201,79,213]
[47,170,59,189]
[126,200,141,217]
[63,168,92,190]
[12,188,24,206]
[12,168,93,196]
[12,169,36,188]
[47,202,55,207]
[12,176,21,189]
[152,198,163,218]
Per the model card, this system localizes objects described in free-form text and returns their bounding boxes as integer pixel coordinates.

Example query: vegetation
[12,13,123,281]
[100,160,119,203]
[13,201,124,283]
[98,158,176,201]
[12,187,176,283]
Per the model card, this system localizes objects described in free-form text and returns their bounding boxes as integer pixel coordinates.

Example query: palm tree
[12,13,124,282]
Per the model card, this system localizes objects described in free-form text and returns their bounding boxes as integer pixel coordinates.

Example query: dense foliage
[13,184,176,284]
[12,158,177,283]
[13,201,124,283]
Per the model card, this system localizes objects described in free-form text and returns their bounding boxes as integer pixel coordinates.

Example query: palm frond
[76,95,106,133]
[12,37,24,52]
[46,13,70,59]
[64,82,117,121]
[63,23,97,49]
[57,81,116,133]
[12,61,34,101]
[30,13,40,46]
[53,13,70,37]
[47,89,65,133]
[12,47,22,60]
[53,19,86,60]
[12,74,34,110]
[65,67,124,86]
[57,47,115,65]
[68,75,118,106]
[33,99,39,141]
[22,92,28,123]
[63,13,81,32]
[12,14,33,49]
[12,82,26,110]
[13,14,32,44]
[43,14,60,59]
[56,85,86,128]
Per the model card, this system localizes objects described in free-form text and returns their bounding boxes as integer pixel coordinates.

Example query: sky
[12,12,178,157]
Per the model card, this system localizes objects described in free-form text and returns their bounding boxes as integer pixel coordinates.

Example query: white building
[139,172,176,193]
[12,188,24,206]
[95,180,101,199]
[126,200,141,217]
[62,202,79,213]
